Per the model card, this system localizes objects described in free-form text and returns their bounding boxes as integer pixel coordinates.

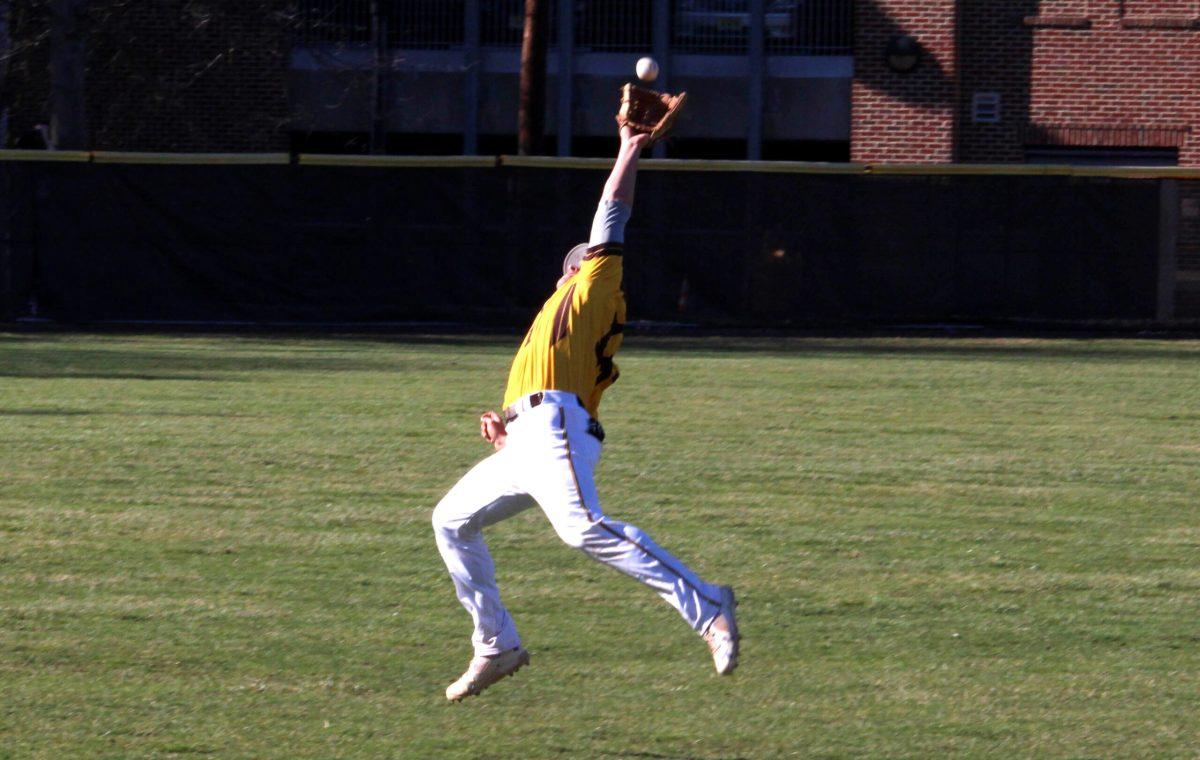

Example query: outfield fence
[1,152,1197,326]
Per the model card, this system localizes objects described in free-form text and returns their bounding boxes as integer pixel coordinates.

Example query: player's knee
[551,521,588,550]
[581,520,655,559]
[432,497,470,540]
[627,526,656,550]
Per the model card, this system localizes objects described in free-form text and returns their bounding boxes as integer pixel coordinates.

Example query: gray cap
[563,243,589,276]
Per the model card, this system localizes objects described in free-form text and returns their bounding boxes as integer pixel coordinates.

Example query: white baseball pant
[432,391,724,656]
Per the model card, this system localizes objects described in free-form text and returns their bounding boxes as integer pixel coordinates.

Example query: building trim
[1022,15,1092,29]
[1120,16,1200,30]
[1025,124,1191,148]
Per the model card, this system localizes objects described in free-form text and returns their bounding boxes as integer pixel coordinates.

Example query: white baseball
[636,57,659,83]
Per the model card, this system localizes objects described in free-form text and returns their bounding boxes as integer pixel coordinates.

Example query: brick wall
[856,1,1199,166]
[959,1,1199,165]
[7,1,292,152]
[851,0,959,163]
[955,0,1036,163]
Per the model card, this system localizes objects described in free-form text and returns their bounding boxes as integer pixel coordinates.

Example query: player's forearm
[601,137,644,206]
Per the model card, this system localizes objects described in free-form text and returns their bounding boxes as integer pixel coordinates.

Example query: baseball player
[432,121,739,702]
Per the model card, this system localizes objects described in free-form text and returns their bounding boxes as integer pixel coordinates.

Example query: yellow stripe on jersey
[503,242,627,419]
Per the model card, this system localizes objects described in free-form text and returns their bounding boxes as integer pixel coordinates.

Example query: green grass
[1,332,1198,759]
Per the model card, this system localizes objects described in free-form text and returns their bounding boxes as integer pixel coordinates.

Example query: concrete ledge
[1120,16,1199,29]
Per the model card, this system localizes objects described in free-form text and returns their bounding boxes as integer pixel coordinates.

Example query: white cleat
[445,647,530,702]
[703,586,740,675]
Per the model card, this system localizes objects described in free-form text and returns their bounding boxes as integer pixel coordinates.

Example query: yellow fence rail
[1,149,1199,179]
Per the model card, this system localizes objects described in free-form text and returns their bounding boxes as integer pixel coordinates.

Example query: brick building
[854,0,1200,166]
[5,1,1197,165]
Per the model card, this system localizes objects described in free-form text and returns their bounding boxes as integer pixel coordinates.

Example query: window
[971,92,1001,124]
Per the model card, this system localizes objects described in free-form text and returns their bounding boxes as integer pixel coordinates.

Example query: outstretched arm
[584,126,652,251]
[602,125,653,205]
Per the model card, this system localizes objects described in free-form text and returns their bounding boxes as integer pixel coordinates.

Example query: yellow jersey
[503,242,626,419]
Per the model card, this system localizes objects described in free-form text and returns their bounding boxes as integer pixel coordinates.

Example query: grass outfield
[1,332,1198,759]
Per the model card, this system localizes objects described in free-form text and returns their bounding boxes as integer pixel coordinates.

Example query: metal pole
[556,0,573,156]
[0,2,10,148]
[0,6,8,319]
[464,0,481,155]
[369,0,386,154]
[25,166,40,318]
[0,166,10,321]
[48,0,89,150]
[747,0,765,160]
[1157,180,1179,321]
[651,0,670,158]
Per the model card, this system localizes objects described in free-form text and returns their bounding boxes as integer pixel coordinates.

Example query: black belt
[503,392,583,423]
[503,392,605,443]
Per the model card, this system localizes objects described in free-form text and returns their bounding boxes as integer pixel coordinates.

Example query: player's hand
[480,411,507,450]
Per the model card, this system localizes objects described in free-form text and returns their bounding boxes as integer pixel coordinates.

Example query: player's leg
[432,448,536,658]
[520,403,727,638]
[582,512,741,675]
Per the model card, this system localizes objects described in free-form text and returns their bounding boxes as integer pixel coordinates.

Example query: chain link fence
[295,0,850,54]
[295,1,372,45]
[577,1,652,52]
[388,1,465,48]
[673,1,852,54]
[294,1,466,49]
[482,0,560,47]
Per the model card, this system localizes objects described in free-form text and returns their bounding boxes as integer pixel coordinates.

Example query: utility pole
[747,0,764,160]
[517,0,548,155]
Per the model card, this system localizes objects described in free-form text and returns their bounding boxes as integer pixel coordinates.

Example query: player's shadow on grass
[587,749,753,760]
[4,335,1197,380]
[232,332,1200,365]
[0,408,94,416]
[0,368,231,382]
[0,408,258,417]
[0,344,437,381]
[347,333,1200,363]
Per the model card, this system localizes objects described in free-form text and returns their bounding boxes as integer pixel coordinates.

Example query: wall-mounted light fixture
[885,35,921,74]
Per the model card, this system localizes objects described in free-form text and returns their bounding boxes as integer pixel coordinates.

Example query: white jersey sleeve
[588,199,633,247]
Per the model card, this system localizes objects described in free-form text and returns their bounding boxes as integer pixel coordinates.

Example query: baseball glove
[616,83,687,144]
